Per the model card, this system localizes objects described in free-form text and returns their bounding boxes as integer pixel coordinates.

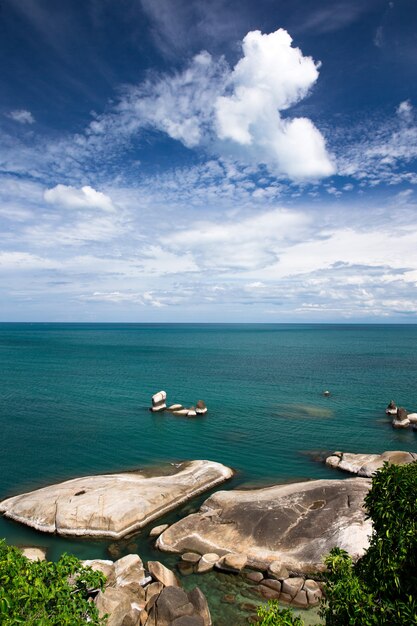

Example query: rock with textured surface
[151,390,167,412]
[115,554,146,598]
[385,400,397,415]
[195,553,219,573]
[145,586,211,626]
[0,460,233,538]
[20,547,47,561]
[95,587,136,626]
[148,561,180,587]
[195,401,207,415]
[393,407,410,428]
[149,524,169,538]
[157,478,372,573]
[326,450,417,477]
[216,552,247,572]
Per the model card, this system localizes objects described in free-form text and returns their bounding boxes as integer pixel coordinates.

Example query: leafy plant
[252,600,304,625]
[0,540,106,625]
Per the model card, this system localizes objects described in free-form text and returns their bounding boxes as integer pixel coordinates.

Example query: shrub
[0,540,106,625]
[253,600,304,625]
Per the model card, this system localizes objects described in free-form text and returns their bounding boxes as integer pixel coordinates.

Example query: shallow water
[1,323,416,623]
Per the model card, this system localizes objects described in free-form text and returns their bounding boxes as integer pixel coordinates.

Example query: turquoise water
[1,323,416,623]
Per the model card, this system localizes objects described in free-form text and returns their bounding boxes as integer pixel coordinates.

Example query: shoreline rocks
[85,554,212,626]
[157,478,372,574]
[326,450,417,477]
[0,460,234,538]
[385,401,417,429]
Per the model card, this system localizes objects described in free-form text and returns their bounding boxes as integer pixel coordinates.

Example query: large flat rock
[0,460,233,538]
[157,478,372,573]
[326,450,417,477]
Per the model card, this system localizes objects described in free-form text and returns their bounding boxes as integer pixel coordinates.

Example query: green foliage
[321,461,417,625]
[252,600,304,626]
[0,540,106,625]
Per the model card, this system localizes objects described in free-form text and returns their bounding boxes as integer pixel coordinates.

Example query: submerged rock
[326,450,417,477]
[157,478,372,574]
[20,546,47,561]
[0,460,234,538]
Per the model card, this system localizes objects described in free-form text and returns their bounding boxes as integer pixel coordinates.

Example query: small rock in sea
[196,400,208,415]
[187,407,197,417]
[323,390,331,397]
[196,553,220,573]
[392,407,410,429]
[386,400,398,415]
[407,412,417,424]
[149,524,169,538]
[177,561,194,576]
[150,390,167,412]
[107,543,122,559]
[167,404,183,411]
[181,552,201,563]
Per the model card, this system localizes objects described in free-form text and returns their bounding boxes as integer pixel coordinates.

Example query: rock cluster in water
[0,460,233,538]
[386,401,417,429]
[84,553,212,626]
[326,450,417,477]
[150,391,208,417]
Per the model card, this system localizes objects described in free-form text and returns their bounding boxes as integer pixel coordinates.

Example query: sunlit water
[1,323,416,624]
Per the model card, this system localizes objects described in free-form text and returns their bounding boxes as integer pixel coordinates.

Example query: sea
[1,323,416,624]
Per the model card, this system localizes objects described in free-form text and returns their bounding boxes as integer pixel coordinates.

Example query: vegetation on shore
[0,541,106,625]
[254,461,417,625]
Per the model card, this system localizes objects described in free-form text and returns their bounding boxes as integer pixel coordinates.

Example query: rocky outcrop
[392,407,410,428]
[151,391,167,412]
[20,546,46,561]
[385,400,397,415]
[326,450,417,477]
[152,392,208,417]
[0,460,233,538]
[89,555,211,626]
[157,478,372,574]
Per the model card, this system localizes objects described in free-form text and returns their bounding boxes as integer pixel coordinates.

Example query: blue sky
[1,0,417,322]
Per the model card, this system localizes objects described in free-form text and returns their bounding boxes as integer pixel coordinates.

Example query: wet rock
[108,543,122,559]
[167,404,183,411]
[147,560,180,587]
[149,524,169,538]
[187,408,197,418]
[177,561,194,576]
[259,586,280,600]
[222,594,236,604]
[0,460,233,538]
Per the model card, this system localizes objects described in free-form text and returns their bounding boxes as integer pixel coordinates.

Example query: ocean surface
[1,323,417,624]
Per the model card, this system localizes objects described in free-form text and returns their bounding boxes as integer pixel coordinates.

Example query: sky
[1,0,417,322]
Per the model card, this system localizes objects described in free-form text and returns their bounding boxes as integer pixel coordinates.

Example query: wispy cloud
[6,109,35,124]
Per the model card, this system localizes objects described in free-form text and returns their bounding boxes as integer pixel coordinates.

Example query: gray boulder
[157,478,372,573]
[151,391,167,412]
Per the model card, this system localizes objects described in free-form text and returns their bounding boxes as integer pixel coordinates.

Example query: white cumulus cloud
[6,109,35,124]
[215,29,334,179]
[44,184,115,212]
